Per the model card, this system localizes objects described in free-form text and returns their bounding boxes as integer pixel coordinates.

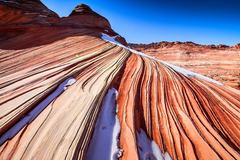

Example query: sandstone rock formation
[0,1,239,160]
[130,42,240,90]
[0,0,59,25]
[61,4,111,29]
[0,1,126,49]
[234,43,240,49]
[130,41,232,50]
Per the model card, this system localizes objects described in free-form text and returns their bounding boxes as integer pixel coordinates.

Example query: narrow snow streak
[160,61,222,85]
[0,77,76,146]
[101,33,122,45]
[86,88,121,160]
[101,33,222,85]
[137,129,172,160]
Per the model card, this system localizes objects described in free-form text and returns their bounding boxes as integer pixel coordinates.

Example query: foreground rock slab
[0,1,239,160]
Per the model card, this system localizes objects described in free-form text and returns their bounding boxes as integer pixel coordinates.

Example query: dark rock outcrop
[0,1,126,48]
[60,4,111,29]
[0,0,59,25]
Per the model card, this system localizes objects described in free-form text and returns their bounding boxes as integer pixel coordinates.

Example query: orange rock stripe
[117,53,240,160]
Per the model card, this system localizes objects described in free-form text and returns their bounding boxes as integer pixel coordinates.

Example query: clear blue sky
[42,0,240,45]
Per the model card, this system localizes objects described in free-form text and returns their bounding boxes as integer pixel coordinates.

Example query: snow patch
[101,33,222,86]
[164,152,172,160]
[151,141,164,160]
[160,61,222,85]
[86,88,121,160]
[101,33,122,46]
[0,77,76,146]
[128,48,222,85]
[137,129,172,160]
[64,78,76,90]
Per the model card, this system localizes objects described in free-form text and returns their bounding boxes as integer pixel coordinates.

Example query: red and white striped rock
[0,1,239,160]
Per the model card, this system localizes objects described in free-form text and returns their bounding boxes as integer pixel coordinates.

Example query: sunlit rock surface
[130,42,240,90]
[0,1,240,160]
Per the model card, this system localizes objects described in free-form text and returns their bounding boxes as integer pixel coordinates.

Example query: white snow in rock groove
[151,141,163,159]
[137,129,172,160]
[101,33,222,86]
[101,33,122,45]
[159,61,222,85]
[164,152,173,160]
[63,78,76,90]
[0,77,76,146]
[86,88,121,160]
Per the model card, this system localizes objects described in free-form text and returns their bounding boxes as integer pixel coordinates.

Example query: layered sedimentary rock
[117,53,240,160]
[0,2,126,49]
[130,42,240,90]
[60,4,110,29]
[0,0,59,25]
[0,1,240,160]
[0,36,129,159]
[0,0,60,42]
[235,43,240,49]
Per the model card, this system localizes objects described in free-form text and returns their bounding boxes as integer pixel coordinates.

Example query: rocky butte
[0,1,239,160]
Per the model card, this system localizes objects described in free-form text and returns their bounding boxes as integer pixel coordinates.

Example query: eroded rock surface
[60,4,111,29]
[117,54,240,160]
[0,1,239,160]
[0,0,59,25]
[130,42,240,90]
[0,1,126,49]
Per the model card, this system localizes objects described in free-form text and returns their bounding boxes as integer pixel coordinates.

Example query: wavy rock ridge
[0,1,240,160]
[130,42,240,90]
[117,54,240,160]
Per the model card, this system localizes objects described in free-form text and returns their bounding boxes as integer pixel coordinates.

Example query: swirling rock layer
[0,35,130,159]
[117,54,240,160]
[130,42,240,90]
[0,1,240,160]
[0,0,59,25]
